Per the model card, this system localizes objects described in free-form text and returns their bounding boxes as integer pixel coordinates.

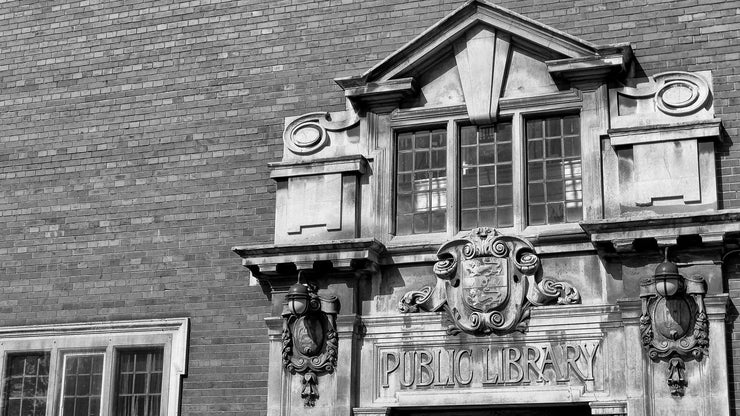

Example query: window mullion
[46,346,59,416]
[101,345,115,416]
[446,119,458,236]
[511,112,525,231]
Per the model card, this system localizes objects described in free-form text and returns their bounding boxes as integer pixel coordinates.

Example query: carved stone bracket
[639,249,707,396]
[281,282,339,406]
[399,227,581,336]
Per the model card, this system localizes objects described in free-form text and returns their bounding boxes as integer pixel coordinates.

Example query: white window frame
[0,318,188,416]
[387,92,592,245]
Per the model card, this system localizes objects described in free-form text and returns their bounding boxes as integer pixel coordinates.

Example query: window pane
[479,188,495,207]
[398,152,413,172]
[458,122,512,229]
[460,126,477,146]
[415,132,430,148]
[461,210,477,230]
[528,140,543,160]
[478,165,494,186]
[526,115,582,225]
[395,129,447,235]
[545,117,561,137]
[413,213,429,234]
[60,353,104,416]
[115,349,164,416]
[4,353,50,416]
[397,133,413,150]
[563,115,580,135]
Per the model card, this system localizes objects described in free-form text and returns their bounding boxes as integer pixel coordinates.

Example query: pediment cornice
[336,0,631,87]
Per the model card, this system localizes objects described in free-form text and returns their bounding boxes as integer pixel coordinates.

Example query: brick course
[1,0,739,414]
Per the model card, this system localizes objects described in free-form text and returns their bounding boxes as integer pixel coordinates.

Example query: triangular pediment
[336,0,631,118]
[362,0,601,83]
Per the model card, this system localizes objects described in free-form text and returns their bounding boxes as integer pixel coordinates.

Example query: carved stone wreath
[399,227,580,335]
[282,283,339,406]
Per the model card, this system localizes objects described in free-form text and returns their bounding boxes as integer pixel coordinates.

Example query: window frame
[388,94,591,243]
[0,318,188,416]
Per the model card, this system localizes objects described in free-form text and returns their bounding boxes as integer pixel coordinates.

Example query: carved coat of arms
[400,227,580,335]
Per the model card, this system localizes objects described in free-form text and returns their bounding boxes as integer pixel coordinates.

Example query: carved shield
[461,257,508,311]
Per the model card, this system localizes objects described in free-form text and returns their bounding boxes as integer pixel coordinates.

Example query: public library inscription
[378,340,600,392]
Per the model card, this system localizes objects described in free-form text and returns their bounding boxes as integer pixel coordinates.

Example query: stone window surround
[385,90,591,249]
[0,318,188,416]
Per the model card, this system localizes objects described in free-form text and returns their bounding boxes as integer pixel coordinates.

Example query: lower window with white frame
[0,318,188,416]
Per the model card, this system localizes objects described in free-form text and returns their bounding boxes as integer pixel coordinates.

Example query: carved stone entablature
[281,281,339,406]
[603,71,722,217]
[232,238,384,296]
[580,210,740,254]
[399,227,580,335]
[639,250,708,396]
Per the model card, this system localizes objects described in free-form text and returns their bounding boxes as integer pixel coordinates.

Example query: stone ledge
[580,209,740,252]
[268,155,369,179]
[547,50,631,83]
[608,118,722,146]
[232,238,385,276]
[341,78,417,114]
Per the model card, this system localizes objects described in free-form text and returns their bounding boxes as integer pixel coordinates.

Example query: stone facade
[1,1,740,416]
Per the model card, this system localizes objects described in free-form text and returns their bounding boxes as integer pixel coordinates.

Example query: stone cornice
[580,209,740,252]
[268,155,369,179]
[608,118,722,146]
[337,0,631,85]
[232,238,385,276]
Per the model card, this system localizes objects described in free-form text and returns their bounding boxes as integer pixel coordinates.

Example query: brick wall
[0,0,738,414]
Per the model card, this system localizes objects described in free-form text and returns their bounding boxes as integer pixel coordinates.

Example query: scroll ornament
[639,249,708,396]
[399,228,581,336]
[282,280,339,406]
[283,110,360,155]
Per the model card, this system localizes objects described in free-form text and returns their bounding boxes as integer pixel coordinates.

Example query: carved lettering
[433,349,451,387]
[580,342,599,381]
[482,347,500,385]
[416,350,434,387]
[503,347,523,383]
[522,346,544,383]
[540,345,566,382]
[455,349,473,386]
[381,351,399,388]
[379,340,600,391]
[400,351,415,387]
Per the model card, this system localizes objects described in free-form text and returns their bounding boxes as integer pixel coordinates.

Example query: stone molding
[354,0,629,83]
[233,238,385,277]
[269,155,369,179]
[580,209,740,252]
[608,119,721,147]
[589,401,627,416]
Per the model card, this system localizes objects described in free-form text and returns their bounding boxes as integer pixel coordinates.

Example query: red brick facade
[0,1,738,415]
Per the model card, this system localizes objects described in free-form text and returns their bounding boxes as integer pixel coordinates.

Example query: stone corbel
[335,77,417,114]
[547,44,632,90]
